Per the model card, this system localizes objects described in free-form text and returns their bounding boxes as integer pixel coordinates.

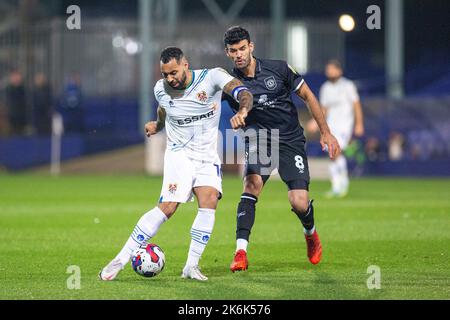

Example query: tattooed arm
[223,78,253,129]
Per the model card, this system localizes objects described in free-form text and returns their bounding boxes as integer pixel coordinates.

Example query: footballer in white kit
[318,60,365,197]
[99,47,252,282]
[155,67,230,204]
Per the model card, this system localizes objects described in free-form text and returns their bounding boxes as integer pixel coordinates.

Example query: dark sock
[292,199,315,232]
[236,193,257,241]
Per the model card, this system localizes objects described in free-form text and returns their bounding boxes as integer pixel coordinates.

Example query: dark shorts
[244,136,310,191]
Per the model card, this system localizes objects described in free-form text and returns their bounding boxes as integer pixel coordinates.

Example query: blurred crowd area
[0,0,449,173]
[0,70,83,136]
[298,96,450,177]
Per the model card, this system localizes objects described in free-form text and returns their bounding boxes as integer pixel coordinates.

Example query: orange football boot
[305,230,322,265]
[230,249,248,272]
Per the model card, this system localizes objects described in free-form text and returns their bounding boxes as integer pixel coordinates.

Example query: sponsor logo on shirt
[176,110,214,125]
[258,94,268,104]
[256,94,277,109]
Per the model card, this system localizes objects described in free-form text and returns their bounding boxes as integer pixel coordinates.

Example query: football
[131,243,165,277]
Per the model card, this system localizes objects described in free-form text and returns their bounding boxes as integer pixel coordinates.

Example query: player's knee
[195,187,220,209]
[202,192,219,209]
[158,202,178,218]
[243,176,263,196]
[289,195,309,214]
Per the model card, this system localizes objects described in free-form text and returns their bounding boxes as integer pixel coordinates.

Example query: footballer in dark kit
[222,26,341,271]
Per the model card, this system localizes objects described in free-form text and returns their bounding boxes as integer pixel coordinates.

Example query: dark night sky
[54,0,450,71]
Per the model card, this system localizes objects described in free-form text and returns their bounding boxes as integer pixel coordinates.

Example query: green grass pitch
[0,174,449,300]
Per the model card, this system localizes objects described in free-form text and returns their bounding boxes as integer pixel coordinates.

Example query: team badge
[168,183,177,194]
[264,76,277,90]
[169,100,174,107]
[197,91,208,103]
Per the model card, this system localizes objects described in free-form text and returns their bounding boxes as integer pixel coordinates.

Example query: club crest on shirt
[264,76,277,90]
[168,183,177,194]
[196,90,208,103]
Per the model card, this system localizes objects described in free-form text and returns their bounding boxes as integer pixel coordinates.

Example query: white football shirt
[154,68,234,163]
[319,77,360,133]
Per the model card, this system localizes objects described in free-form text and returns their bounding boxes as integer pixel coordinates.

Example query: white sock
[304,225,316,236]
[115,206,168,266]
[236,239,248,252]
[329,160,341,193]
[185,208,215,267]
[335,155,349,193]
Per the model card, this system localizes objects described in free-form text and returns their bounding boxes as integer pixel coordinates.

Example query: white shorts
[159,149,222,203]
[332,128,353,150]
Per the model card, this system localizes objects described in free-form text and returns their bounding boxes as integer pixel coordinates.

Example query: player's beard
[235,52,251,70]
[169,71,187,90]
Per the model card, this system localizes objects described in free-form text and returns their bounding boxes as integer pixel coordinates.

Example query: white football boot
[181,265,208,281]
[99,258,124,281]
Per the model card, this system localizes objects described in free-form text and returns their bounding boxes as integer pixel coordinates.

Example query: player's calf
[236,193,257,245]
[291,199,315,235]
[291,200,322,265]
[289,191,314,234]
[100,205,172,280]
[158,201,179,219]
[243,175,264,198]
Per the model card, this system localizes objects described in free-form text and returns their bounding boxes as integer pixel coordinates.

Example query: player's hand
[354,124,365,137]
[145,121,158,137]
[230,109,248,130]
[320,132,341,160]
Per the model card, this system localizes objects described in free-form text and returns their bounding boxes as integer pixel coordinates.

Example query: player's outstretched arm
[353,100,365,137]
[223,78,253,129]
[296,82,341,160]
[145,106,166,137]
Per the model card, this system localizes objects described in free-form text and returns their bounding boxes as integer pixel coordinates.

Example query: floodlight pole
[139,0,153,132]
[167,0,179,40]
[386,0,404,98]
[271,0,285,60]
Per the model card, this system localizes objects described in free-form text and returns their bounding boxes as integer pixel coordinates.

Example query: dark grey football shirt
[223,57,306,143]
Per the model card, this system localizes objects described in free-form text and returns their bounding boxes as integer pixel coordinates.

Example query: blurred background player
[99,47,252,281]
[6,70,28,135]
[32,72,53,135]
[317,59,364,198]
[222,26,340,272]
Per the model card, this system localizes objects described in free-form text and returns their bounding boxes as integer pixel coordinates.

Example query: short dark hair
[223,26,251,47]
[160,47,184,64]
[326,59,342,70]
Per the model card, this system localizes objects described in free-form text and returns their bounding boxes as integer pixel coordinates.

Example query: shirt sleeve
[153,80,165,108]
[210,67,235,91]
[319,85,328,108]
[285,63,304,92]
[347,81,360,103]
